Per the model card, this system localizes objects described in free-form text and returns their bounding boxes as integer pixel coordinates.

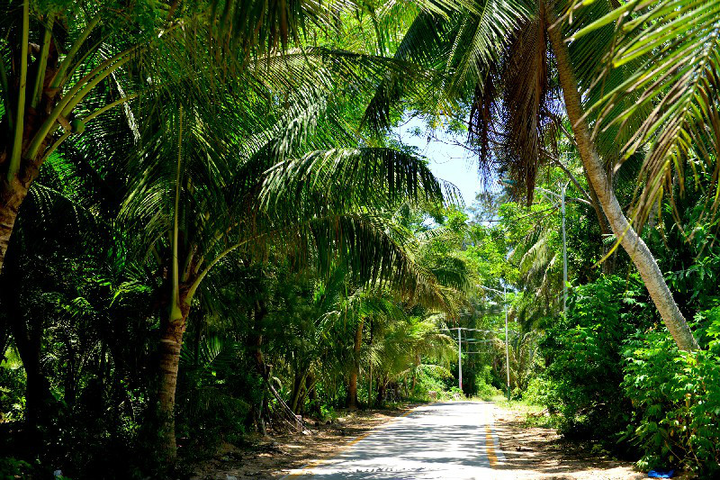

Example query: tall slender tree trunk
[347,371,359,410]
[347,318,364,410]
[290,370,308,413]
[157,294,190,458]
[547,13,698,351]
[14,326,49,456]
[250,299,269,378]
[376,376,387,405]
[367,362,373,407]
[2,243,50,455]
[249,299,269,433]
[306,374,321,417]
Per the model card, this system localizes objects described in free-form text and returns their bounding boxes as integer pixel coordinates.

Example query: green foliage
[522,376,551,406]
[541,275,653,442]
[0,348,25,422]
[0,457,33,480]
[474,377,502,402]
[623,321,720,475]
[176,336,253,458]
[2,0,720,476]
[407,363,453,401]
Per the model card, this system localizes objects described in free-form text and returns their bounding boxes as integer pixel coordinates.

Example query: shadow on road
[306,402,494,479]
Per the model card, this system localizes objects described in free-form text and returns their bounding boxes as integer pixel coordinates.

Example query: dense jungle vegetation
[1,0,719,478]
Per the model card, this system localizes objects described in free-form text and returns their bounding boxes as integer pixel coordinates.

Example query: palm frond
[572,0,720,227]
[261,147,460,212]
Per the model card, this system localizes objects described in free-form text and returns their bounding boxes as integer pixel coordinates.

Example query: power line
[442,327,496,334]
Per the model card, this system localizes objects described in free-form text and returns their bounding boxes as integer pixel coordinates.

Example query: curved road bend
[284,401,508,480]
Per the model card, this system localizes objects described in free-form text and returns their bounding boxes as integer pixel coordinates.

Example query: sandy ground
[189,407,416,479]
[191,401,689,479]
[491,407,645,480]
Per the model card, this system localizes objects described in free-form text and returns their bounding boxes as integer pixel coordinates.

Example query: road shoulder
[189,405,419,480]
[491,402,645,479]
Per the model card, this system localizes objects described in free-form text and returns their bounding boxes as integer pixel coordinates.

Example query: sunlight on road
[285,402,510,480]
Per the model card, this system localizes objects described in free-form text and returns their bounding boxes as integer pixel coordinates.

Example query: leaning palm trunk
[547,14,699,351]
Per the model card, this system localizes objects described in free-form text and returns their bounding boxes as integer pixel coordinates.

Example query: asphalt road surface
[285,401,507,479]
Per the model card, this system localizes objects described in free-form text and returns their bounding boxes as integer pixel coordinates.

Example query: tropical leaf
[572,0,720,227]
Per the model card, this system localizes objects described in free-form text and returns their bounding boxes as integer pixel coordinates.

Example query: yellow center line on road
[485,424,499,468]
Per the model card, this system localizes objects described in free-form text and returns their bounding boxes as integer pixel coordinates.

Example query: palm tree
[0,0,328,271]
[370,314,456,403]
[0,0,476,275]
[545,2,698,350]
[119,60,459,453]
[0,0,468,457]
[363,0,700,351]
[569,0,720,232]
[0,1,162,272]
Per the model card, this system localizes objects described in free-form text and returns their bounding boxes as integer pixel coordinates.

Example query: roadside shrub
[623,322,720,476]
[410,364,453,401]
[0,457,33,479]
[540,275,653,444]
[522,376,552,405]
[476,379,501,401]
[439,386,463,401]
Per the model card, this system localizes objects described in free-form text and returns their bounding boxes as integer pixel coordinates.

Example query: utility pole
[476,284,512,401]
[561,182,568,314]
[504,284,510,402]
[457,327,462,391]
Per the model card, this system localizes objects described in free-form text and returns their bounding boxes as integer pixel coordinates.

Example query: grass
[491,395,559,429]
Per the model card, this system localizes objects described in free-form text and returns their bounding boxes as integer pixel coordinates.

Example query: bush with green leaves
[540,274,654,443]
[622,310,720,475]
[409,364,454,401]
[0,457,33,479]
[522,376,552,406]
[0,348,25,423]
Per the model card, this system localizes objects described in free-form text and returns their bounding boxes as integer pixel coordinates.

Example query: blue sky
[394,117,482,207]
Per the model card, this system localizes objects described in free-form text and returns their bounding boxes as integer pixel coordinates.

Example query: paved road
[286,401,506,479]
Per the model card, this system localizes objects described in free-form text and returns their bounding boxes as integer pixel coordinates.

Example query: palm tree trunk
[306,374,321,417]
[290,370,308,413]
[249,299,269,433]
[347,318,364,410]
[2,246,50,455]
[547,15,698,351]
[376,376,387,405]
[13,321,49,455]
[157,296,190,458]
[348,371,359,410]
[0,164,40,273]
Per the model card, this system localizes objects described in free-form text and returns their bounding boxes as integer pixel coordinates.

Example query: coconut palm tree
[0,0,470,458]
[119,57,460,453]
[0,0,474,275]
[0,0,163,272]
[569,0,720,229]
[362,0,700,351]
